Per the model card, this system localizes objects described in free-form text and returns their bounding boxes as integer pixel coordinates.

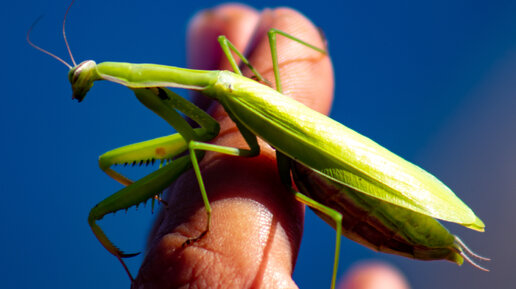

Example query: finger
[186,4,260,110]
[338,262,410,289]
[242,8,334,115]
[188,5,334,115]
[133,5,334,289]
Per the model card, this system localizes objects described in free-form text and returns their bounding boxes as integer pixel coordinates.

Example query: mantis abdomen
[292,161,464,264]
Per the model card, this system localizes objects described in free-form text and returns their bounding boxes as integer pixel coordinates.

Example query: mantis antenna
[27,0,77,68]
[62,0,77,66]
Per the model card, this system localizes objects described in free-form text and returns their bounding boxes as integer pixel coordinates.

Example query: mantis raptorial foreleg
[89,87,220,280]
[98,87,219,184]
[89,154,192,278]
[98,130,196,210]
[99,132,191,186]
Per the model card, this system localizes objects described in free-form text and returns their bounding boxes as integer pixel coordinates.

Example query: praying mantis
[30,2,488,288]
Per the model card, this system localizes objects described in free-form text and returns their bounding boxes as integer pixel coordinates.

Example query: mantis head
[28,0,99,103]
[68,60,100,102]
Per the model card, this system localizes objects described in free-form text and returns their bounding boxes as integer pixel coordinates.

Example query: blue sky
[2,0,515,288]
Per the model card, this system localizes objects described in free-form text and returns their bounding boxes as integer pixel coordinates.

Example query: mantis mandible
[29,2,488,288]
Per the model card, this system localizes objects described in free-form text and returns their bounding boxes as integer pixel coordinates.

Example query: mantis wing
[211,72,484,232]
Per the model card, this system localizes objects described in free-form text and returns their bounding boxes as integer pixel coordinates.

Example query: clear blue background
[2,0,515,288]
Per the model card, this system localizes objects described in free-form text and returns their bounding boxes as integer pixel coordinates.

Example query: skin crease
[132,4,409,289]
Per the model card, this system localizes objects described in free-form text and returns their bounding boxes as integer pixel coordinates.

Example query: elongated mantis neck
[69,60,221,102]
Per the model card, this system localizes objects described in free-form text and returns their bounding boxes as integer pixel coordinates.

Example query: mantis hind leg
[294,191,341,289]
[276,153,341,289]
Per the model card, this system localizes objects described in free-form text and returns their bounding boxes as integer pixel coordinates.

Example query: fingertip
[338,262,410,289]
[188,6,334,115]
[186,4,259,109]
[187,4,259,70]
[135,156,304,289]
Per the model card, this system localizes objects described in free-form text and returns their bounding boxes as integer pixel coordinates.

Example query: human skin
[132,4,409,289]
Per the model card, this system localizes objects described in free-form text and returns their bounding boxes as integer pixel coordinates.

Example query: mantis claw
[120,252,141,258]
[154,195,168,207]
[151,194,168,213]
[181,230,208,248]
[181,210,211,247]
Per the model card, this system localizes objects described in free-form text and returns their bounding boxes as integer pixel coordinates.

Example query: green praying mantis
[30,2,489,288]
